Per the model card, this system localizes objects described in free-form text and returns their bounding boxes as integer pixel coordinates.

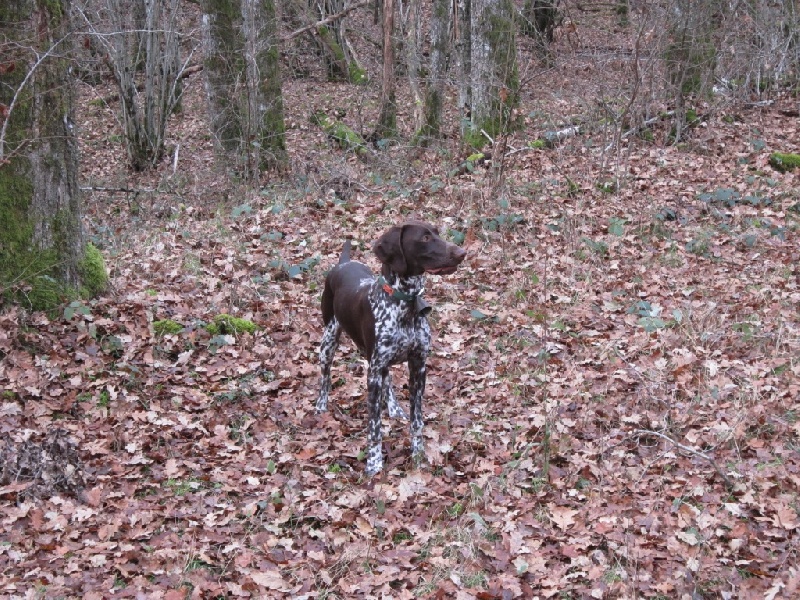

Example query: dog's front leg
[408,351,427,461]
[365,362,388,475]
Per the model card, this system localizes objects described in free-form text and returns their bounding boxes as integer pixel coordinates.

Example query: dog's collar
[377,277,432,316]
[377,276,423,302]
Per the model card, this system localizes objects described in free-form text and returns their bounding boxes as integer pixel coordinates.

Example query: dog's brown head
[373,221,467,278]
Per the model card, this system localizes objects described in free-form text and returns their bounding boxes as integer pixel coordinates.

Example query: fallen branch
[542,125,581,148]
[604,110,675,152]
[285,0,370,41]
[633,428,735,491]
[80,186,148,193]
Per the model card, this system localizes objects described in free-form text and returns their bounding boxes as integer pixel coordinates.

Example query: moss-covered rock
[769,152,800,173]
[206,314,258,335]
[153,319,184,336]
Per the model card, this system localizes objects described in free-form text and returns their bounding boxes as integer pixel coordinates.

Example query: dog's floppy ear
[373,225,407,274]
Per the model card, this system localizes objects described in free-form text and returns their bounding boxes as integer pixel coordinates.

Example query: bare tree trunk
[456,0,472,133]
[374,0,397,140]
[420,0,451,141]
[521,0,558,54]
[201,0,287,177]
[1,0,107,309]
[401,0,423,132]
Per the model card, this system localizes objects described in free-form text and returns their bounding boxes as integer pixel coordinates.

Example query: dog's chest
[370,294,430,362]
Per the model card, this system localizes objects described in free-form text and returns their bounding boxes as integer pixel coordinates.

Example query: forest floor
[1,2,799,599]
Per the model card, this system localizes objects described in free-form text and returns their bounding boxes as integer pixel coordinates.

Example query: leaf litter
[2,9,800,600]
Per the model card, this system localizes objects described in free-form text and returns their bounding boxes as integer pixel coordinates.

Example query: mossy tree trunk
[250,0,287,171]
[419,0,451,141]
[374,0,397,140]
[201,0,287,177]
[0,0,107,310]
[202,0,245,158]
[462,0,519,148]
[320,0,360,81]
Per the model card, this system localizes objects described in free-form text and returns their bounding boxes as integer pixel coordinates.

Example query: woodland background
[1,0,799,598]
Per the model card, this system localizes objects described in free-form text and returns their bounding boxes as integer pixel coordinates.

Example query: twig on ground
[633,428,735,491]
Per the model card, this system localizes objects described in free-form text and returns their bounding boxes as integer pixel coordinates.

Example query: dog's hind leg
[316,318,342,413]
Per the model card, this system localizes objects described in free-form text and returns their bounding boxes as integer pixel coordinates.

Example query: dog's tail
[339,240,352,264]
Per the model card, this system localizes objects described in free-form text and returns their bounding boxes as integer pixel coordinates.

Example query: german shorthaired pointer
[316,221,467,475]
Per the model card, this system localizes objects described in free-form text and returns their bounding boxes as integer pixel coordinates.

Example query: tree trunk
[522,0,558,51]
[463,0,519,148]
[401,0,423,132]
[420,0,451,141]
[202,0,246,158]
[0,0,107,310]
[202,0,287,177]
[75,0,186,171]
[374,0,397,140]
[251,0,287,171]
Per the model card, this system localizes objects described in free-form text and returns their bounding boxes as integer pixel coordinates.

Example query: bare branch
[284,0,370,41]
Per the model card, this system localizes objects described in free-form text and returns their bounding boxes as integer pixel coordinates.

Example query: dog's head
[373,221,467,277]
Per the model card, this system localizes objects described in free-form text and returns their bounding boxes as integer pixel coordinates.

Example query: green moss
[769,152,800,173]
[528,139,546,149]
[311,112,368,156]
[78,243,108,297]
[349,62,368,85]
[154,319,184,336]
[206,314,258,335]
[0,162,63,309]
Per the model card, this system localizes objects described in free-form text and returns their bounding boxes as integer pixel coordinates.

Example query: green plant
[97,389,111,408]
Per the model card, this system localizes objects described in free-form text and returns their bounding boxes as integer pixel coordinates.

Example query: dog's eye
[422,234,431,242]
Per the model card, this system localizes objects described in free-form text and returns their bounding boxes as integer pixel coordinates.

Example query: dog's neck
[379,272,425,298]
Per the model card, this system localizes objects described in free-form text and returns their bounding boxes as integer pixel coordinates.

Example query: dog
[316,221,467,475]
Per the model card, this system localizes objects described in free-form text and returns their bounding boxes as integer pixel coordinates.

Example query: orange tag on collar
[382,283,394,295]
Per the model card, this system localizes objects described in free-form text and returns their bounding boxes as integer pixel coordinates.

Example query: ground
[0,2,798,599]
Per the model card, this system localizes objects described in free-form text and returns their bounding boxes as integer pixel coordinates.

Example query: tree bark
[374,0,397,140]
[463,0,519,147]
[202,0,246,157]
[1,0,106,309]
[420,0,451,141]
[251,0,287,170]
[402,0,423,132]
[522,0,558,48]
[201,0,287,176]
